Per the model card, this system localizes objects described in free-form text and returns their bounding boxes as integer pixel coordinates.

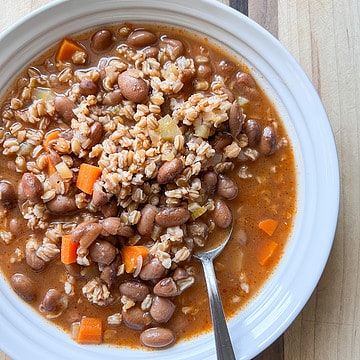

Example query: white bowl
[0,1,339,359]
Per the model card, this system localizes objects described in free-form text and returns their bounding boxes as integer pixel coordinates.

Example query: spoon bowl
[193,224,236,360]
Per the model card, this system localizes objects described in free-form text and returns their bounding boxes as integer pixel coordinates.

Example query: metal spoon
[193,224,236,360]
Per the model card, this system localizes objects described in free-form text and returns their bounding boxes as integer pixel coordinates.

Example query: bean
[0,181,17,209]
[25,246,46,271]
[48,149,62,166]
[153,277,179,297]
[235,71,257,89]
[18,173,43,203]
[54,96,75,124]
[127,30,157,48]
[137,204,158,236]
[162,38,184,59]
[216,174,238,200]
[196,64,212,79]
[173,267,189,281]
[46,194,77,214]
[260,126,277,155]
[72,221,103,249]
[244,119,261,147]
[202,171,218,195]
[101,200,119,217]
[150,296,175,323]
[89,240,117,265]
[155,207,190,227]
[212,133,232,152]
[140,327,175,348]
[85,121,103,149]
[216,59,236,79]
[9,218,22,236]
[118,70,149,103]
[235,72,260,102]
[40,289,62,312]
[64,263,83,278]
[79,79,98,96]
[187,221,209,244]
[119,280,149,302]
[92,181,109,207]
[213,199,232,229]
[100,254,122,287]
[91,29,113,52]
[101,217,135,237]
[10,273,36,302]
[103,89,123,106]
[122,306,152,331]
[229,100,244,138]
[143,46,159,59]
[139,257,166,281]
[157,158,184,185]
[179,68,194,84]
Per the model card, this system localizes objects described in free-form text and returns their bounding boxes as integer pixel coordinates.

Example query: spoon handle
[201,258,236,360]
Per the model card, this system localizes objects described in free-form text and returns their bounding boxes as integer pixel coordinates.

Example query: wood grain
[0,0,358,359]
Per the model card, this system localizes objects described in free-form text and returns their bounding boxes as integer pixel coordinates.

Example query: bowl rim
[0,1,340,359]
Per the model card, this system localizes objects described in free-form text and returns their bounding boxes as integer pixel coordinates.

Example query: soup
[0,23,296,349]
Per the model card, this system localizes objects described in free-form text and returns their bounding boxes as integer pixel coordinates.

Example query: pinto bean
[216,174,238,200]
[72,221,103,250]
[140,327,175,348]
[212,133,233,152]
[235,72,260,101]
[229,100,244,138]
[46,194,77,214]
[79,78,98,96]
[18,173,43,203]
[9,218,22,236]
[100,254,122,287]
[179,68,194,84]
[196,64,212,79]
[54,96,76,124]
[48,149,62,167]
[150,296,175,323]
[139,257,166,281]
[213,199,232,229]
[127,30,157,48]
[202,171,218,195]
[92,181,109,207]
[143,46,159,59]
[0,181,17,209]
[244,119,261,147]
[25,241,46,272]
[187,221,209,246]
[85,121,103,149]
[103,89,123,106]
[216,59,236,79]
[91,29,113,52]
[40,289,62,312]
[118,70,149,103]
[64,263,83,278]
[122,306,152,331]
[101,217,135,237]
[137,204,158,236]
[89,240,117,265]
[157,158,183,185]
[162,38,184,59]
[10,273,36,302]
[155,207,190,227]
[153,277,179,297]
[260,126,277,155]
[119,281,150,302]
[101,200,119,217]
[173,267,189,281]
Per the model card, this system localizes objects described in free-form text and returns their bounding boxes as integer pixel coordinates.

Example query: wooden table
[0,0,357,359]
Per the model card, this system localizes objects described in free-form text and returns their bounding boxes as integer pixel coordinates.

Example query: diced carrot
[43,130,60,151]
[258,218,279,236]
[76,163,102,195]
[77,317,103,345]
[60,234,78,265]
[46,155,57,176]
[121,245,149,274]
[257,239,278,266]
[56,38,85,62]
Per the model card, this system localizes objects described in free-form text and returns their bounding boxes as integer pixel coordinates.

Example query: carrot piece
[77,317,103,345]
[76,163,102,195]
[258,218,279,236]
[121,245,149,274]
[61,234,78,265]
[46,155,57,176]
[43,130,60,151]
[257,239,278,266]
[56,38,85,62]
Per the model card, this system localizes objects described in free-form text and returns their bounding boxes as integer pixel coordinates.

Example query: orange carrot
[46,155,58,176]
[43,130,60,151]
[60,234,78,265]
[56,38,85,62]
[76,163,102,195]
[121,245,149,273]
[257,239,278,266]
[77,317,103,345]
[258,218,279,236]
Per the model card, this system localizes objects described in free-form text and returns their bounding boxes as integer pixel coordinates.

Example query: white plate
[0,1,339,359]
